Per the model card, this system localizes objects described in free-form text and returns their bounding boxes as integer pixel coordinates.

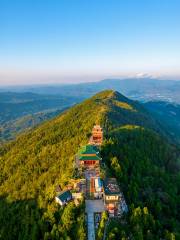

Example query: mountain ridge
[0,90,179,239]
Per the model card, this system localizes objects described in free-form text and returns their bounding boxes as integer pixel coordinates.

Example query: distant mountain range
[1,78,180,103]
[0,78,180,144]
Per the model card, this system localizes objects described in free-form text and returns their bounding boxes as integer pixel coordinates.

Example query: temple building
[77,145,101,168]
[55,190,72,206]
[89,125,103,145]
[103,178,121,217]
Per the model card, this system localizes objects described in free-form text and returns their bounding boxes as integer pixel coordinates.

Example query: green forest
[102,128,180,239]
[144,101,180,145]
[0,90,180,239]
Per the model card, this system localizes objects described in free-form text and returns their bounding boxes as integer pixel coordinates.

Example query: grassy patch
[119,124,143,130]
[113,100,136,111]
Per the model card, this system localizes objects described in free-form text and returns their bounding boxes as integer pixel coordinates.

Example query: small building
[89,125,103,145]
[55,190,72,206]
[103,178,121,216]
[77,145,101,168]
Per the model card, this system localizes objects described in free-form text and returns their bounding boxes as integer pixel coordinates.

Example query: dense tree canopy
[102,127,180,239]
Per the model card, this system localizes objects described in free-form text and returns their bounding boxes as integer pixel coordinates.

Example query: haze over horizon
[1,0,180,85]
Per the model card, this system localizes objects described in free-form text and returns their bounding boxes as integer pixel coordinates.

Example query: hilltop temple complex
[56,124,128,240]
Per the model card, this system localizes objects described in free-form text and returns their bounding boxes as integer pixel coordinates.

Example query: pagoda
[89,125,103,145]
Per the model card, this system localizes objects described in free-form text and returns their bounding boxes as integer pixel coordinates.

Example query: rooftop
[78,145,99,155]
[93,125,102,129]
[57,190,72,202]
[79,155,101,161]
[104,178,120,195]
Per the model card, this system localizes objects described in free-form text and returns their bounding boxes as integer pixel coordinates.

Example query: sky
[0,0,180,85]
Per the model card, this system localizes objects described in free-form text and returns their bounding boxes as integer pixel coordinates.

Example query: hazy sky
[0,0,180,85]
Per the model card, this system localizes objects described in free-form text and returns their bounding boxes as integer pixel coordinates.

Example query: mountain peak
[91,89,114,99]
[91,90,128,102]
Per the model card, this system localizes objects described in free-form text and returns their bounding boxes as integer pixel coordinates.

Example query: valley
[144,101,180,145]
[0,92,83,142]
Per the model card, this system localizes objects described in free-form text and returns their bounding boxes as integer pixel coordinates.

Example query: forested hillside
[0,90,179,239]
[144,101,180,145]
[0,109,64,142]
[0,91,107,239]
[102,128,180,239]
